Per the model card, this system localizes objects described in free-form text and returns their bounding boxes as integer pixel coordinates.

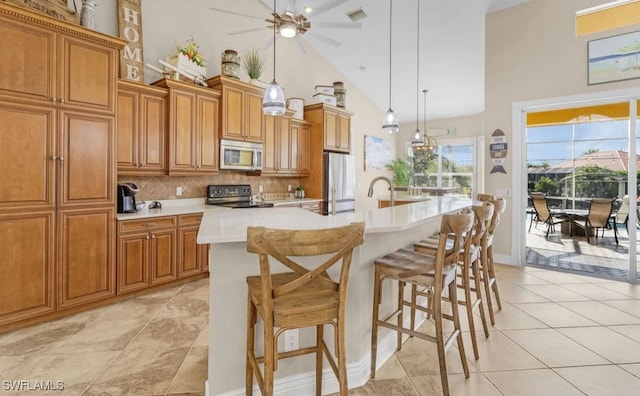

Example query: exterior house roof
[529,150,640,173]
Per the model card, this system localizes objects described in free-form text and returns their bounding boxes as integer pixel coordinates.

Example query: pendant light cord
[388,0,393,109]
[272,0,277,81]
[423,89,428,133]
[415,0,420,132]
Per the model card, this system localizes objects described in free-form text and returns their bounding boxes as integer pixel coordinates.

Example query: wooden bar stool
[370,209,474,396]
[413,202,493,360]
[481,198,506,325]
[245,222,365,396]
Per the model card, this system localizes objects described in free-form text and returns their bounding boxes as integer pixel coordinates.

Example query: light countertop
[268,198,322,206]
[116,198,225,220]
[198,195,472,244]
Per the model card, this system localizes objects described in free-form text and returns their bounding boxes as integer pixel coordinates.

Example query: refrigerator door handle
[331,187,337,216]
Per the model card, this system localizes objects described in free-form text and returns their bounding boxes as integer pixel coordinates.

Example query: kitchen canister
[221,49,240,79]
[287,97,304,119]
[80,0,98,29]
[333,81,346,108]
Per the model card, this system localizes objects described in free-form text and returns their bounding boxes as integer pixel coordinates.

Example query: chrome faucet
[367,176,395,207]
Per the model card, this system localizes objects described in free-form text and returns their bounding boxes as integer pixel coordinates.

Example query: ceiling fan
[210,0,363,52]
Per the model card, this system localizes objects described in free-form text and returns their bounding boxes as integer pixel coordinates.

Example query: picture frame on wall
[588,30,640,85]
[364,135,392,171]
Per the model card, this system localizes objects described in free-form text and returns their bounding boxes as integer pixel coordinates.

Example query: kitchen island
[197,196,472,395]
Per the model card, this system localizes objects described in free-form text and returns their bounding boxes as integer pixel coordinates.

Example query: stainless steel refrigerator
[323,152,357,215]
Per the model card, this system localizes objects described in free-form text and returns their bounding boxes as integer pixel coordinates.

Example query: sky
[527,120,636,166]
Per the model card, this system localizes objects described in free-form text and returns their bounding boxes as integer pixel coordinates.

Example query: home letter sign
[118,0,144,82]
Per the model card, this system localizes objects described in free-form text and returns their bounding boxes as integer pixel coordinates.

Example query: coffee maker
[117,183,139,213]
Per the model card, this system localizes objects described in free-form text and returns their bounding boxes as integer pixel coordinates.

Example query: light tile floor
[1,264,640,395]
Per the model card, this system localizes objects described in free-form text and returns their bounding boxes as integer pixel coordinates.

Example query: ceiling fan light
[382,109,399,133]
[280,21,297,38]
[263,79,286,116]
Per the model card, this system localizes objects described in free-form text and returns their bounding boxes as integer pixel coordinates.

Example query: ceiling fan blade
[228,27,268,36]
[209,7,263,20]
[314,22,362,29]
[294,36,306,54]
[308,0,345,17]
[307,31,341,47]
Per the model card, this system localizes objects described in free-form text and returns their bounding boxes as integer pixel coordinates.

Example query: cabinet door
[139,92,167,174]
[196,94,219,174]
[324,110,338,150]
[338,113,351,152]
[221,86,244,140]
[0,16,55,103]
[0,211,55,325]
[149,228,177,285]
[290,123,300,172]
[58,33,117,112]
[245,91,264,142]
[168,89,196,174]
[117,231,149,294]
[178,225,202,278]
[116,88,139,172]
[298,124,311,175]
[0,102,55,211]
[58,207,115,309]
[59,110,115,208]
[278,116,291,173]
[262,115,277,174]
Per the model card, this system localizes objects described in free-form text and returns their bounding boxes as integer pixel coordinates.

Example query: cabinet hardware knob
[51,97,56,102]
[146,235,150,240]
[51,155,58,160]
[60,98,65,103]
[151,235,156,239]
[59,156,64,161]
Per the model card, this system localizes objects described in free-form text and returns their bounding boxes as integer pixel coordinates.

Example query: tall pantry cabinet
[0,3,124,326]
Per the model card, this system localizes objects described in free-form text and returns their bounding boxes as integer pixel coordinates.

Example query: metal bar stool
[245,222,365,396]
[370,209,474,396]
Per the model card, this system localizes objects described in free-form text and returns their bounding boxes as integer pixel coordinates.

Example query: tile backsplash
[118,173,302,201]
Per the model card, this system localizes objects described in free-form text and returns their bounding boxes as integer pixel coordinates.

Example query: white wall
[79,0,394,212]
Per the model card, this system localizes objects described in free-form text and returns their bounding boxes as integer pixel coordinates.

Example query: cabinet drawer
[178,213,203,226]
[119,216,177,233]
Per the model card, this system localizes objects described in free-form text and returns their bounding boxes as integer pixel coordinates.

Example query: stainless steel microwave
[220,139,263,171]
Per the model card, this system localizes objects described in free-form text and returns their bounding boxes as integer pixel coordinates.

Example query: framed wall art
[588,30,640,85]
[364,135,392,171]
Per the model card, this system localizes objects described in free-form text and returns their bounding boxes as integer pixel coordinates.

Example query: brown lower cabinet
[117,214,207,295]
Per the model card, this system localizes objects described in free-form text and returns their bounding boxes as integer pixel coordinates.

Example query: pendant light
[263,0,286,116]
[410,0,423,148]
[381,0,399,133]
[410,1,438,153]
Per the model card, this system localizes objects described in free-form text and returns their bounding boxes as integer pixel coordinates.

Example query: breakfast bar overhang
[197,196,472,395]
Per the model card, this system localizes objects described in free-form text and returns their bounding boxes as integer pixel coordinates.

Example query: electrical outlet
[284,329,299,352]
[176,186,182,196]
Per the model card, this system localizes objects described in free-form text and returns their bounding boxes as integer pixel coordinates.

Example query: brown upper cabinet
[263,111,292,175]
[117,80,168,175]
[291,118,311,176]
[0,11,120,113]
[207,76,265,143]
[304,103,352,153]
[152,79,220,175]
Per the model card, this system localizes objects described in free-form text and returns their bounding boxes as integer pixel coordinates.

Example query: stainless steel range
[206,184,274,208]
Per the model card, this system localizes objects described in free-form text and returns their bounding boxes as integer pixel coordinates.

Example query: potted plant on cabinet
[242,47,265,87]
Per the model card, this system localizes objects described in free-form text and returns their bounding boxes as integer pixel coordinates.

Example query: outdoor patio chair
[613,195,630,233]
[529,193,565,237]
[585,198,618,245]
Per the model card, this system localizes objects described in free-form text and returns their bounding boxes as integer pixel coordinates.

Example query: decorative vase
[221,50,240,79]
[80,0,98,29]
[333,81,346,108]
